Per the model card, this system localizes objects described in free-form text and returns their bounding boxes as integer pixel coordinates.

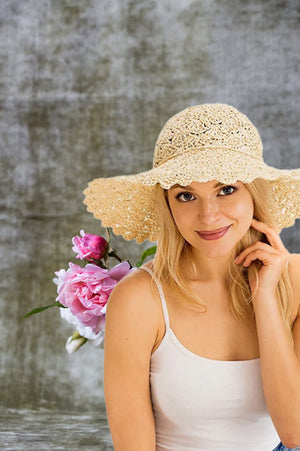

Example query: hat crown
[153,103,263,167]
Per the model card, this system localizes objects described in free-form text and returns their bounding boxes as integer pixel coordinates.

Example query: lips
[197,225,231,241]
[199,226,231,235]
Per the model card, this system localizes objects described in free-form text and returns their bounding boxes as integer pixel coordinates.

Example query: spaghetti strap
[139,265,170,329]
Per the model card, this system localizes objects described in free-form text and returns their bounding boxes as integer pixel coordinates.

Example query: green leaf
[136,245,157,268]
[24,301,66,318]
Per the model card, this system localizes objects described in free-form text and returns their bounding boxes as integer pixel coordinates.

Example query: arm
[103,269,158,451]
[251,253,300,448]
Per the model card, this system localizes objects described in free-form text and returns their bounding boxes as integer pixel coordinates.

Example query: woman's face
[166,180,254,258]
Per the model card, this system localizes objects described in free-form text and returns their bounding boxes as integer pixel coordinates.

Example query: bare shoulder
[289,253,300,290]
[289,253,300,269]
[105,260,159,343]
[288,253,300,318]
[108,259,156,304]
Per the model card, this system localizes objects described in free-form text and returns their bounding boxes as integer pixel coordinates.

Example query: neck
[184,248,233,286]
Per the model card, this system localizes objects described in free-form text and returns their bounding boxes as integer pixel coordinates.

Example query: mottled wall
[1,0,299,411]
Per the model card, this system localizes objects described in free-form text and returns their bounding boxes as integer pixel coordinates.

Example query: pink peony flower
[60,307,105,348]
[54,260,131,333]
[72,229,108,261]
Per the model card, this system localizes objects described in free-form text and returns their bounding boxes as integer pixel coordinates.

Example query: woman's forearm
[253,291,300,448]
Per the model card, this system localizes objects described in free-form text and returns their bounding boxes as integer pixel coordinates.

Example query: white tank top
[140,265,280,451]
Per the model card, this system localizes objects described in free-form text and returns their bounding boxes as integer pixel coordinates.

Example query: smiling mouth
[198,225,232,234]
[197,225,232,240]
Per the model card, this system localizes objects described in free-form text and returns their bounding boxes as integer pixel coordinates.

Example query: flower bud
[72,230,108,261]
[65,331,87,353]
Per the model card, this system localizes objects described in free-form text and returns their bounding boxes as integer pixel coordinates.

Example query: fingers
[235,241,277,265]
[250,218,286,251]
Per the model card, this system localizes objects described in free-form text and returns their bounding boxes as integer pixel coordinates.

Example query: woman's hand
[234,218,290,300]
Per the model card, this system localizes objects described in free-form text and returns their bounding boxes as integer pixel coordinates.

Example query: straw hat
[83,103,300,243]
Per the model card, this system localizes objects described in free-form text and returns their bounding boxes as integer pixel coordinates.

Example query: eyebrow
[170,182,227,191]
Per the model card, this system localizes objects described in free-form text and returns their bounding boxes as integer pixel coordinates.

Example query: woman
[83,104,300,450]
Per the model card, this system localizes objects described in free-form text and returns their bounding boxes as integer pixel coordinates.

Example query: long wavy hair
[151,178,294,347]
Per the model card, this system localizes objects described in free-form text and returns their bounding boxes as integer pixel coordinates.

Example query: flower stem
[108,250,122,263]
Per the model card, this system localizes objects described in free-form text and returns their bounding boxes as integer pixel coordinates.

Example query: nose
[197,198,222,224]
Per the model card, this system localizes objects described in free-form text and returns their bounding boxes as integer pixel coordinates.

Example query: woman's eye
[219,186,237,196]
[175,192,195,202]
[175,186,237,202]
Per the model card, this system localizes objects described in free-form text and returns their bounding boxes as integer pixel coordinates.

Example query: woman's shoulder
[107,259,158,313]
[289,253,300,291]
[114,259,154,288]
[142,259,154,270]
[289,253,300,272]
[289,253,300,317]
[104,259,160,366]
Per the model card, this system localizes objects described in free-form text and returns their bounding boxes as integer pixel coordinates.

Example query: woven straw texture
[83,104,300,243]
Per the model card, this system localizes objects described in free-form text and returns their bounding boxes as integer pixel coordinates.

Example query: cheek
[172,208,190,227]
[231,196,254,222]
[169,203,194,230]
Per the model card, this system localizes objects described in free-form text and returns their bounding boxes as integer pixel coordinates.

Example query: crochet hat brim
[83,149,300,243]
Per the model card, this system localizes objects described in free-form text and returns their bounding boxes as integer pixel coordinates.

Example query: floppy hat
[83,103,300,243]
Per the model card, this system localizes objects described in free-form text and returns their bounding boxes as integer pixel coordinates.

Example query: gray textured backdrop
[1,0,300,416]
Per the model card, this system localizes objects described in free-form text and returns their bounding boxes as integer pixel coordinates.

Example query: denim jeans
[272,441,300,451]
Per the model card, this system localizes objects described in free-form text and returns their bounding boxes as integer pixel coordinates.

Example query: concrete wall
[1,0,299,411]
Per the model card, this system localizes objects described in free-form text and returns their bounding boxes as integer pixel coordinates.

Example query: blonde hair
[151,179,294,347]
